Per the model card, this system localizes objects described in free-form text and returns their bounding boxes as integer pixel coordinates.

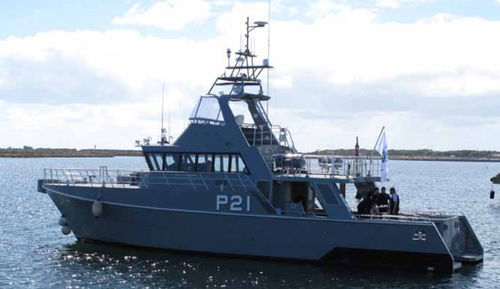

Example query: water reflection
[48,241,475,289]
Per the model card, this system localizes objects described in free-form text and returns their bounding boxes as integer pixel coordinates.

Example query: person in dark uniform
[389,187,400,215]
[357,190,371,214]
[357,188,378,215]
[371,187,380,214]
[377,186,390,213]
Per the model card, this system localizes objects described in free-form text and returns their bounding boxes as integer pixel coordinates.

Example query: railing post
[188,173,197,190]
[253,127,257,146]
[223,173,235,192]
[260,125,264,145]
[88,169,93,187]
[236,173,248,193]
[199,173,209,190]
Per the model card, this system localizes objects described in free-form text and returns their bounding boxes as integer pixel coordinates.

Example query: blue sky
[1,0,500,151]
[2,0,500,38]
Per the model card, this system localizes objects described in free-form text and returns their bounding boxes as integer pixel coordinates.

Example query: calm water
[1,157,500,288]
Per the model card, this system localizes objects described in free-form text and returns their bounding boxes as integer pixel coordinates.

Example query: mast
[208,17,273,128]
[207,16,292,156]
[208,17,271,98]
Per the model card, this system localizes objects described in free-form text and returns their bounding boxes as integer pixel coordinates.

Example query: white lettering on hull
[216,194,251,212]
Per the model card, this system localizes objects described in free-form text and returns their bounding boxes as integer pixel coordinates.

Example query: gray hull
[48,187,459,273]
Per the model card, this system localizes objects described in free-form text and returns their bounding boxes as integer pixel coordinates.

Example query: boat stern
[421,212,483,265]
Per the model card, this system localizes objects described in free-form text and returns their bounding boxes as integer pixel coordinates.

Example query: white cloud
[417,73,500,97]
[1,0,500,150]
[113,0,212,30]
[0,98,196,149]
[267,10,500,97]
[376,0,431,9]
[211,0,233,7]
[0,29,227,94]
[306,1,377,22]
[376,0,401,8]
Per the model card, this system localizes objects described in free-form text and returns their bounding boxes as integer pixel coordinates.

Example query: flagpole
[369,126,385,175]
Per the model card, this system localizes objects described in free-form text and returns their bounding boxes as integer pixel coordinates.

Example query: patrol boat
[37,18,483,273]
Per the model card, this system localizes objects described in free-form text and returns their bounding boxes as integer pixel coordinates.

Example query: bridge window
[232,154,248,173]
[180,154,197,172]
[145,152,248,174]
[196,154,212,172]
[212,155,227,173]
[230,155,237,172]
[222,154,230,172]
[148,153,163,171]
[165,153,179,171]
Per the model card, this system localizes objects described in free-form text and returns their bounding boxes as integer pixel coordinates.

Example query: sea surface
[1,157,500,288]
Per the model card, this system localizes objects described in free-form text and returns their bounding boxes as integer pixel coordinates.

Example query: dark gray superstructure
[38,18,482,273]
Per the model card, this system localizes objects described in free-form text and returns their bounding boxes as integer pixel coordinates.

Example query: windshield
[189,96,225,124]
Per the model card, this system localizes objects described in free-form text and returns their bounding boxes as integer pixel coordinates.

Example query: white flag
[375,130,388,182]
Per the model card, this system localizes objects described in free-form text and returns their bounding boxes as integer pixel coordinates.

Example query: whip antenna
[161,82,164,131]
[266,0,271,115]
[160,82,168,145]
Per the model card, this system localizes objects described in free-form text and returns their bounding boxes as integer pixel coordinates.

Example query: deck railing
[42,167,145,188]
[355,213,432,222]
[240,123,296,151]
[43,167,259,193]
[355,209,460,222]
[273,155,381,179]
[306,155,381,178]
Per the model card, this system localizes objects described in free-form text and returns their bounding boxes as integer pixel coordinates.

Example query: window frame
[144,152,250,174]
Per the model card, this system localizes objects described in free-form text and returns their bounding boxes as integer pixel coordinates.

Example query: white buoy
[61,226,71,235]
[58,216,68,226]
[92,200,103,217]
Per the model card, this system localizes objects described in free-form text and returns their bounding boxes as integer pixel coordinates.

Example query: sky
[1,0,500,151]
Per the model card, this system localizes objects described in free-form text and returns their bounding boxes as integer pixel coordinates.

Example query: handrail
[41,169,258,191]
[272,155,381,179]
[240,122,295,150]
[308,155,380,178]
[236,173,248,193]
[355,209,461,222]
[355,214,432,223]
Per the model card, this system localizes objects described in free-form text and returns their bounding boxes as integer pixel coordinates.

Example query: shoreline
[0,149,142,158]
[1,148,500,162]
[390,156,500,162]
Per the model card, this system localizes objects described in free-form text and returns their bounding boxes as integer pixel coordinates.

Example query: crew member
[357,190,375,215]
[371,187,380,215]
[389,187,400,215]
[377,186,390,213]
